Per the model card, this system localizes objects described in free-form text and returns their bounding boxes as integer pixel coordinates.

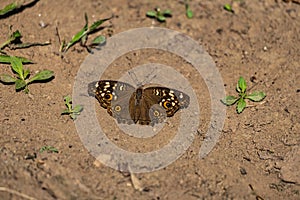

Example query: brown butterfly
[88,80,190,126]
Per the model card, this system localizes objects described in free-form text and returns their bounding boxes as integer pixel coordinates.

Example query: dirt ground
[0,0,299,199]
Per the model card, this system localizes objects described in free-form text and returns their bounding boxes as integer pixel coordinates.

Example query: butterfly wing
[143,86,190,117]
[89,80,136,124]
[131,86,189,126]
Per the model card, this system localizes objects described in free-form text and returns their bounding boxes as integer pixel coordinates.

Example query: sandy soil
[0,0,299,199]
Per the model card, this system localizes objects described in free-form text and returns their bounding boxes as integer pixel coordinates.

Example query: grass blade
[64,28,88,52]
[88,17,111,33]
[64,14,88,52]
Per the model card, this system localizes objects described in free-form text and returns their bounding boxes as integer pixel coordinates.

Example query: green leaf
[61,109,71,115]
[237,98,246,113]
[15,79,26,90]
[81,34,88,45]
[224,4,233,12]
[24,69,30,79]
[0,2,18,16]
[0,55,33,64]
[40,146,59,153]
[64,95,72,105]
[238,77,247,93]
[11,30,22,39]
[91,35,106,45]
[157,15,166,22]
[186,4,193,19]
[73,105,83,113]
[70,113,78,120]
[64,28,88,51]
[0,30,22,50]
[0,74,17,83]
[146,10,157,17]
[88,17,111,33]
[28,70,54,83]
[246,91,266,102]
[163,9,172,16]
[10,56,24,79]
[221,96,239,106]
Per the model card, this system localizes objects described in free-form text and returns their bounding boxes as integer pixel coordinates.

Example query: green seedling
[0,56,54,93]
[62,13,111,53]
[146,8,172,22]
[0,0,39,17]
[223,3,234,13]
[61,95,83,120]
[0,30,21,50]
[221,77,266,113]
[0,29,50,50]
[224,0,242,13]
[40,146,59,153]
[185,1,193,18]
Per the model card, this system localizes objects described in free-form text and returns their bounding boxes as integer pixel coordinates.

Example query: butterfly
[88,80,190,126]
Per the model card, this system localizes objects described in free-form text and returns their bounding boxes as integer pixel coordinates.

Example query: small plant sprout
[224,0,242,13]
[223,3,234,13]
[146,8,172,22]
[61,13,111,53]
[40,146,59,153]
[0,56,54,93]
[185,1,193,19]
[61,95,83,120]
[221,77,266,113]
[0,30,50,51]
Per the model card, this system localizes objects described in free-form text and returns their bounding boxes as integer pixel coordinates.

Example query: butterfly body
[88,80,190,126]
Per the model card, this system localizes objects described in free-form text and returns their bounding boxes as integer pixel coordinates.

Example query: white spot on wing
[179,93,183,99]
